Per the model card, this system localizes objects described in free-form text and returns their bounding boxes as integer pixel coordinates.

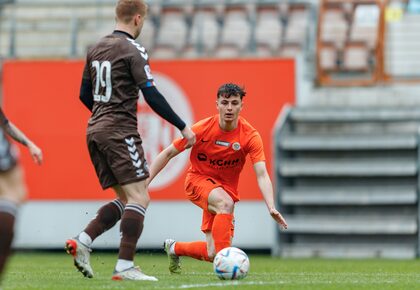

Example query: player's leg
[163,179,219,272]
[80,186,126,246]
[0,165,26,282]
[170,230,214,263]
[65,186,126,278]
[65,133,120,278]
[176,193,235,263]
[207,187,235,255]
[164,234,211,274]
[205,231,216,260]
[111,180,157,281]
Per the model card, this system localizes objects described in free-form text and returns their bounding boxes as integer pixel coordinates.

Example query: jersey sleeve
[82,62,91,81]
[129,46,155,89]
[247,131,265,164]
[173,136,187,152]
[172,121,202,152]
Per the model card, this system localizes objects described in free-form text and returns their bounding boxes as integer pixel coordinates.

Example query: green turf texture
[3,252,420,290]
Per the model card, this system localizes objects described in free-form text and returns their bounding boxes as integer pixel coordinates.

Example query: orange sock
[175,241,210,262]
[212,213,233,253]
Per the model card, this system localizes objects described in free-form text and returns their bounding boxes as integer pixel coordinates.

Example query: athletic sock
[0,200,17,277]
[83,199,124,244]
[174,241,210,262]
[77,232,92,247]
[117,204,145,263]
[115,259,134,272]
[212,213,234,253]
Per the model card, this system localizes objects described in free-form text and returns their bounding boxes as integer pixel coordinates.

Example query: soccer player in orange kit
[148,83,287,274]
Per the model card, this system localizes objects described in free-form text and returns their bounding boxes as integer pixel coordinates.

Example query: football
[213,247,250,280]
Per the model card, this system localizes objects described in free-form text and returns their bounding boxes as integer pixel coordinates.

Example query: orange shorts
[185,174,235,235]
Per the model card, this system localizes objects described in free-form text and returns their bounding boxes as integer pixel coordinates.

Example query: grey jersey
[83,31,154,133]
[0,108,17,171]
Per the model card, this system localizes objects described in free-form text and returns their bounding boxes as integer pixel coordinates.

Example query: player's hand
[28,142,43,165]
[181,127,196,149]
[269,207,287,229]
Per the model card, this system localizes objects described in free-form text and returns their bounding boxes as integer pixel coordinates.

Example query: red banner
[3,59,294,200]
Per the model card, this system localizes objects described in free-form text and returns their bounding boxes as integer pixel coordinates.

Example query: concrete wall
[14,201,274,250]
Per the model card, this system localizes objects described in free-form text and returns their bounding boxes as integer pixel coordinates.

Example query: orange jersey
[173,115,265,201]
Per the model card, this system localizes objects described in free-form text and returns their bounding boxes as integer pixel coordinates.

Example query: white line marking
[166,281,284,289]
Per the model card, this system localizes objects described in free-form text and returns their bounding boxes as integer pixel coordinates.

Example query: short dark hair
[116,0,147,24]
[217,83,246,100]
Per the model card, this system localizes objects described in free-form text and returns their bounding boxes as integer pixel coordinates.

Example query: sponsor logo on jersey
[232,142,241,151]
[144,65,154,80]
[209,158,240,167]
[197,153,241,168]
[215,140,230,147]
[197,153,207,161]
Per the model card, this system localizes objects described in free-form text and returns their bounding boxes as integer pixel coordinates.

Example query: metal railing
[271,104,292,257]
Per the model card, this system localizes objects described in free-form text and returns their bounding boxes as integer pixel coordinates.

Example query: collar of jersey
[113,30,134,39]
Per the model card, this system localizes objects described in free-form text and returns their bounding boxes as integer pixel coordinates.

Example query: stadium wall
[3,59,295,249]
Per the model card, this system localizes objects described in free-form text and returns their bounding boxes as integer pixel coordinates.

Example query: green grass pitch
[3,252,420,290]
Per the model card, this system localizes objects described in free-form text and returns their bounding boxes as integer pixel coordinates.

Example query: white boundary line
[164,281,285,289]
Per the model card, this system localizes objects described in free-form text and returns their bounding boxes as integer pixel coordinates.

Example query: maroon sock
[118,204,145,260]
[84,199,124,241]
[0,200,17,280]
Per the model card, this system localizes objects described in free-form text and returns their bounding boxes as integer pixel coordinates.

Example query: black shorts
[0,129,17,172]
[87,130,149,189]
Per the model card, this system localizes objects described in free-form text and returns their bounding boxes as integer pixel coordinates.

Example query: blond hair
[115,0,147,24]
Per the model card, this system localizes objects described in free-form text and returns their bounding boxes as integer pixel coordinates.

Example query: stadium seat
[219,6,251,52]
[255,5,283,52]
[321,6,348,49]
[255,43,273,58]
[181,44,201,58]
[349,4,379,50]
[342,41,369,71]
[138,18,156,51]
[188,7,220,54]
[213,43,241,58]
[151,44,178,59]
[319,42,338,71]
[159,0,195,15]
[280,42,302,57]
[284,4,309,46]
[155,7,188,52]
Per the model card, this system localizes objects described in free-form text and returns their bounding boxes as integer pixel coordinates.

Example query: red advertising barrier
[3,59,294,200]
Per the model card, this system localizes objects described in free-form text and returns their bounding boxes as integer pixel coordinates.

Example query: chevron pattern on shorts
[125,137,145,177]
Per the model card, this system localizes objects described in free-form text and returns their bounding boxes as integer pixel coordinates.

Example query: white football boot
[65,238,94,278]
[164,239,181,274]
[111,266,158,281]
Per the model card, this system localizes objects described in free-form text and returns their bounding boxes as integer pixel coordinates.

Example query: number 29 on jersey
[92,60,112,103]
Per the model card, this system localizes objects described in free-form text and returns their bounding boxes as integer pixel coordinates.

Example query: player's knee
[130,195,150,208]
[214,198,234,214]
[1,184,26,204]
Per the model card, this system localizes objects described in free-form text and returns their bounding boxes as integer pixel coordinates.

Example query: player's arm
[253,161,287,229]
[129,46,195,148]
[147,144,181,185]
[79,63,93,112]
[0,109,43,165]
[141,86,195,148]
